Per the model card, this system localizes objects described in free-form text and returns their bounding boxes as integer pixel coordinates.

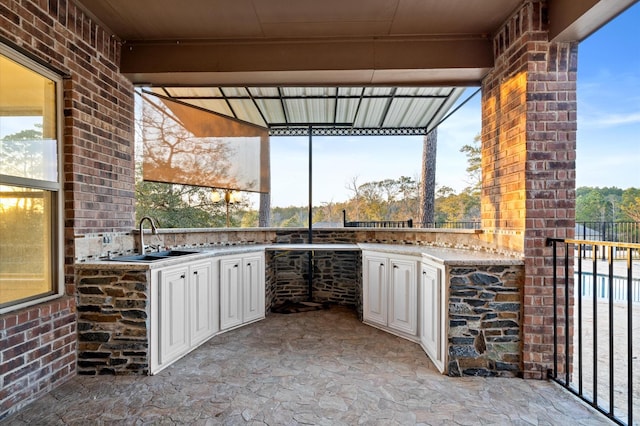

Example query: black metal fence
[576,222,640,260]
[418,221,481,229]
[341,210,483,229]
[547,238,639,426]
[576,222,640,244]
[342,210,413,228]
[344,218,414,228]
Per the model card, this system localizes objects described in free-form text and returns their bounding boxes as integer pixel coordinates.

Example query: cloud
[580,111,640,128]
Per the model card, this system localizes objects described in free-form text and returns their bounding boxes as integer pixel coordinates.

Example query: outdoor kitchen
[3,0,636,423]
[75,227,524,377]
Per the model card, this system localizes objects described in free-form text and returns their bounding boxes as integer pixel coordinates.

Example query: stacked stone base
[447,265,524,377]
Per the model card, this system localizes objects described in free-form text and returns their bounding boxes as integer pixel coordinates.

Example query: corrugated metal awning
[147,86,465,136]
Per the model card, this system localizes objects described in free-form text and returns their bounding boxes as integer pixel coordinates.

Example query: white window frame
[0,42,64,314]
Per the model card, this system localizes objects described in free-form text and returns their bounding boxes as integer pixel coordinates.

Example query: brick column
[480,1,576,378]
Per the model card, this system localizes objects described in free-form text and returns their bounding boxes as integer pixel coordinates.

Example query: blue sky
[268,3,640,208]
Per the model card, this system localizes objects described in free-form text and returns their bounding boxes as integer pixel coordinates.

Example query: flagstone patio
[3,306,611,425]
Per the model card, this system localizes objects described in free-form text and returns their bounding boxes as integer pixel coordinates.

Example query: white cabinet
[220,257,242,330]
[362,251,418,339]
[152,258,219,374]
[363,253,388,326]
[189,260,218,346]
[420,260,446,373]
[220,252,265,331]
[158,266,190,365]
[242,254,265,323]
[389,258,418,335]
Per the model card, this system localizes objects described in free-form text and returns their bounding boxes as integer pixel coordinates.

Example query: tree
[620,188,640,221]
[460,134,481,194]
[345,176,362,220]
[576,189,607,222]
[419,129,437,226]
[575,187,626,222]
[0,127,45,178]
[258,193,270,227]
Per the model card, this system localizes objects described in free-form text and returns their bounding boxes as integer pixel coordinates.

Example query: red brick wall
[0,0,135,419]
[0,299,76,419]
[480,1,577,379]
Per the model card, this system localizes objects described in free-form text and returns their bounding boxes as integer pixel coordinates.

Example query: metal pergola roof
[147,86,467,136]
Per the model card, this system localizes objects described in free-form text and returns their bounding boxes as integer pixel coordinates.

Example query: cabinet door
[363,254,388,326]
[242,254,265,323]
[189,260,217,346]
[421,262,444,371]
[159,266,190,364]
[388,258,417,335]
[220,257,243,330]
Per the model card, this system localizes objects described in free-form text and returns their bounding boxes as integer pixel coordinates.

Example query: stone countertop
[76,244,273,270]
[266,244,360,251]
[77,243,522,269]
[358,243,523,266]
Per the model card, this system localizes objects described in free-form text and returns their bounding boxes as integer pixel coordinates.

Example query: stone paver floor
[4,306,613,425]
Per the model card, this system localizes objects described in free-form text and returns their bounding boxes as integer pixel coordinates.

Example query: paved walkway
[4,306,612,425]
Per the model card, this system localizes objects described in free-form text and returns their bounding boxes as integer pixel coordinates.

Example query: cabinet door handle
[393,265,398,269]
[180,274,186,279]
[380,263,385,267]
[193,271,198,275]
[234,264,239,268]
[247,262,251,267]
[423,271,427,275]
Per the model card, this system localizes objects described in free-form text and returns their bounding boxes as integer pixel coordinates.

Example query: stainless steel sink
[148,250,198,257]
[108,250,199,262]
[108,254,165,262]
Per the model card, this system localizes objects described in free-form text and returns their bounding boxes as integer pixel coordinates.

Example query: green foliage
[133,127,640,229]
[434,189,480,223]
[271,206,308,227]
[135,181,253,228]
[576,186,639,222]
[620,188,640,222]
[268,175,481,227]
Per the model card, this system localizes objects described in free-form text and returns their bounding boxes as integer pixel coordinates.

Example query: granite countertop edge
[76,243,523,269]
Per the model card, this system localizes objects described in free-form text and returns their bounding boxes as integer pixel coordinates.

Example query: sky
[267,3,640,208]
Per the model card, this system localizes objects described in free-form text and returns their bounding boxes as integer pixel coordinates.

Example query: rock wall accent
[76,268,150,375]
[269,250,362,316]
[447,265,524,377]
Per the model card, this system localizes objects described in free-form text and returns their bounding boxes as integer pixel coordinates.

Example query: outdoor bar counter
[75,230,524,377]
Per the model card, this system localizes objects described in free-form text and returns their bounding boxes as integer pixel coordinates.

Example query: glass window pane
[0,185,54,306]
[0,54,58,182]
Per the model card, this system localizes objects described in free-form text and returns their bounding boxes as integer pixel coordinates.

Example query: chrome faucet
[138,216,158,254]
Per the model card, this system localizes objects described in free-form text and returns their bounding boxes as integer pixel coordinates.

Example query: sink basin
[108,250,199,262]
[148,250,199,257]
[108,254,166,262]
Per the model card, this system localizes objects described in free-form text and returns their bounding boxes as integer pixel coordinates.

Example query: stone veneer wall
[75,267,150,375]
[269,250,362,316]
[447,264,524,377]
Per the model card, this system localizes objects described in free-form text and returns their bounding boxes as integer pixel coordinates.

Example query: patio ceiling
[74,0,634,87]
[75,0,636,134]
